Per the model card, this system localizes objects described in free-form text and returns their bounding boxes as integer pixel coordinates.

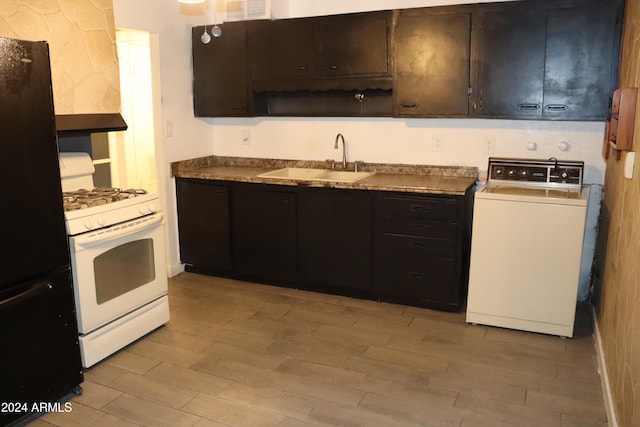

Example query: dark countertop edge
[170,156,479,195]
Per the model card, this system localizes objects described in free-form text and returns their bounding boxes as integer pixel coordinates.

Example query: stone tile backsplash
[0,0,120,114]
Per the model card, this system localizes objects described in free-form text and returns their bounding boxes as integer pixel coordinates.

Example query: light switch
[241,128,250,145]
[624,152,635,179]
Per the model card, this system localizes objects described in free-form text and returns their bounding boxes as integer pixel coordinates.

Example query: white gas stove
[59,152,169,368]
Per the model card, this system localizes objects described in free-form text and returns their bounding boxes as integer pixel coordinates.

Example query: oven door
[69,213,168,334]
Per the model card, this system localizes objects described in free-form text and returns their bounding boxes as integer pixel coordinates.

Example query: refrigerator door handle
[0,281,52,311]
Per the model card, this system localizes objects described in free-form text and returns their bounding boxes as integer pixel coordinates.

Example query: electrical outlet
[432,137,443,152]
[484,137,495,154]
[164,120,173,138]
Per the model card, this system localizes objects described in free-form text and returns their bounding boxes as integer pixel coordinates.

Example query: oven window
[94,239,156,304]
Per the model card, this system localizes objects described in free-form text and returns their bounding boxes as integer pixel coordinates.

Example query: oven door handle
[74,213,164,248]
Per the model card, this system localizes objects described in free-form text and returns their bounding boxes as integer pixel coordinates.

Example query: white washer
[466,158,588,337]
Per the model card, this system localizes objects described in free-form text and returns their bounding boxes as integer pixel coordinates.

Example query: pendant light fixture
[201,25,211,44]
[200,25,222,44]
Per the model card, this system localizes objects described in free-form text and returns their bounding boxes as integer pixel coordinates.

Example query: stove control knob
[139,202,157,215]
[84,217,94,230]
[97,215,106,227]
[560,170,569,180]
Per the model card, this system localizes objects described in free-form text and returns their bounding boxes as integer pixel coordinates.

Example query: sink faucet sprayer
[334,133,347,169]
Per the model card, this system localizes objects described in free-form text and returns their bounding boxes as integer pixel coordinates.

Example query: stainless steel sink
[257,167,373,183]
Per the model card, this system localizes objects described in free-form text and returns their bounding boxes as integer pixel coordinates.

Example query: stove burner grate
[63,187,148,211]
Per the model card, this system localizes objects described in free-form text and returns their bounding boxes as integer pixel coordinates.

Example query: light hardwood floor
[31,272,607,427]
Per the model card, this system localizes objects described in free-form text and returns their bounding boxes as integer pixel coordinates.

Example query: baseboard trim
[592,306,618,427]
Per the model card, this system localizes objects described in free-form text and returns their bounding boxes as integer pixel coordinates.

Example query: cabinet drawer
[379,234,456,257]
[379,214,457,239]
[374,252,455,301]
[377,195,458,222]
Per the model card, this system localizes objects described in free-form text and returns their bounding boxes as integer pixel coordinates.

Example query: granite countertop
[171,156,479,196]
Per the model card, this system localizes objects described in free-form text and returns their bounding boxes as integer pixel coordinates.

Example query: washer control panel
[487,157,583,188]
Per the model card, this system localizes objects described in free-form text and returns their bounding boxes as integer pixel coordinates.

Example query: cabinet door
[313,12,390,78]
[250,19,314,80]
[543,4,619,119]
[473,8,546,117]
[176,179,232,272]
[232,185,297,282]
[394,11,471,117]
[192,22,250,117]
[298,188,372,291]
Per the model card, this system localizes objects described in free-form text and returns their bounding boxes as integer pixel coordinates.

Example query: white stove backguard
[59,152,95,192]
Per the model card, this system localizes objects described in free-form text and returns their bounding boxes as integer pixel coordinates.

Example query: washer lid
[477,184,587,206]
[484,185,583,199]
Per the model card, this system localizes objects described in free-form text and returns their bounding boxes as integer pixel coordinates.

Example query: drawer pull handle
[294,65,308,71]
[413,242,424,248]
[408,272,425,280]
[518,103,540,110]
[413,224,428,231]
[400,104,417,109]
[545,104,569,111]
[410,205,428,213]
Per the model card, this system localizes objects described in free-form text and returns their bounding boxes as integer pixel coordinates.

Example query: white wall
[114,0,606,300]
[113,0,216,276]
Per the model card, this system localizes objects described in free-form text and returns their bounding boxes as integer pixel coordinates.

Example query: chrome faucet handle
[354,160,364,172]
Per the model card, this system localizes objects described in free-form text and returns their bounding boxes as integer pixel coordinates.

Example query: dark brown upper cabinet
[543,4,621,120]
[192,22,250,117]
[472,8,547,118]
[250,11,391,84]
[473,1,623,120]
[313,11,390,78]
[394,8,471,117]
[250,18,315,80]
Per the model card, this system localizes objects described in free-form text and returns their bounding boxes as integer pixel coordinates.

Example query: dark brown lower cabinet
[232,183,297,283]
[176,178,232,274]
[298,187,372,292]
[373,193,470,311]
[175,180,473,311]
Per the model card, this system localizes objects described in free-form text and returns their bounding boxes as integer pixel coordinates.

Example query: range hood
[55,113,127,136]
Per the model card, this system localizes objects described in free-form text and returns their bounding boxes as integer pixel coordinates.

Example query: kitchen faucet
[334,133,347,169]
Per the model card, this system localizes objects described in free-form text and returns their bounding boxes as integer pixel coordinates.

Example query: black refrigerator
[0,38,83,426]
